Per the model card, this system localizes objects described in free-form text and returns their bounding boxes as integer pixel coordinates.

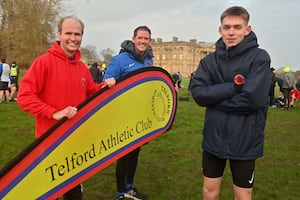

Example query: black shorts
[0,81,9,90]
[202,151,255,188]
[10,77,18,85]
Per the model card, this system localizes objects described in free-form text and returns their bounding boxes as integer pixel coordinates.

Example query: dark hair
[133,26,151,38]
[220,6,250,24]
[57,16,85,34]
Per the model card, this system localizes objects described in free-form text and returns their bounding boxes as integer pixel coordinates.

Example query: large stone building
[151,37,215,78]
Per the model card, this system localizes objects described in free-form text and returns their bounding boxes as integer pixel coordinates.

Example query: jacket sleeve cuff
[46,107,57,119]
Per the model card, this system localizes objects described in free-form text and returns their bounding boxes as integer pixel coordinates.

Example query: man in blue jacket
[190,6,271,200]
[103,26,153,200]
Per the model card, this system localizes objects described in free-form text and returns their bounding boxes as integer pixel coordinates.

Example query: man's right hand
[52,106,78,120]
[104,77,116,88]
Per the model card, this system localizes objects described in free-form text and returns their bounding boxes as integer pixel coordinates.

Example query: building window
[162,55,166,60]
[179,54,183,60]
[173,54,176,59]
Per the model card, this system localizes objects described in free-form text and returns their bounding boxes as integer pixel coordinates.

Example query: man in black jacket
[89,62,101,83]
[190,6,271,200]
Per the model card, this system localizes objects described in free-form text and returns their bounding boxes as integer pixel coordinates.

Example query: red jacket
[18,41,103,137]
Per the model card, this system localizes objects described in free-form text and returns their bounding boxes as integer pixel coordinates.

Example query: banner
[0,67,177,200]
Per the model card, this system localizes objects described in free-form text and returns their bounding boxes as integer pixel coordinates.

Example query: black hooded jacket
[190,31,271,159]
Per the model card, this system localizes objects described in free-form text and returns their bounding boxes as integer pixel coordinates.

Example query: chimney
[190,39,197,44]
[172,37,178,42]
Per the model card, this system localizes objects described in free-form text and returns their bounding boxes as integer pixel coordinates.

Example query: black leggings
[56,184,82,200]
[116,147,141,192]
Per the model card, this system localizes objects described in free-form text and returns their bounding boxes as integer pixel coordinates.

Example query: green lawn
[0,81,299,200]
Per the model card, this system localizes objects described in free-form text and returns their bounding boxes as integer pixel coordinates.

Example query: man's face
[57,18,83,57]
[132,30,151,55]
[219,16,251,48]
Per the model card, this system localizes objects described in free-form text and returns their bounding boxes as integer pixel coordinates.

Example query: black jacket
[190,31,271,160]
[89,63,101,83]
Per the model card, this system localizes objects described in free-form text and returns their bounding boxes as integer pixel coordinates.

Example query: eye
[223,25,230,30]
[234,25,243,30]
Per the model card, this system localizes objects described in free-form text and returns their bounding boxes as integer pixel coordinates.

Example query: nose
[228,27,235,35]
[70,33,77,40]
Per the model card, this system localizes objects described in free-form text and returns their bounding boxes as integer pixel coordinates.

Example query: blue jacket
[103,40,153,80]
[190,31,271,160]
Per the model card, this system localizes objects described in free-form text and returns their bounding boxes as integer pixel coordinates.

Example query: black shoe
[125,187,148,200]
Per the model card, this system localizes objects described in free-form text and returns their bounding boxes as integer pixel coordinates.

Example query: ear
[132,36,136,43]
[245,25,252,36]
[218,26,222,35]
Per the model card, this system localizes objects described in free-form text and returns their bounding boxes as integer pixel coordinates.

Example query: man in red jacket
[17,16,112,200]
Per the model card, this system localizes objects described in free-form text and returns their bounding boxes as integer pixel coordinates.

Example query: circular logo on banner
[151,85,172,122]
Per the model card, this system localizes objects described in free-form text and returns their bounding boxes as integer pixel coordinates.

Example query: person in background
[296,76,300,91]
[17,16,108,200]
[8,61,19,101]
[171,73,179,92]
[0,58,11,102]
[190,6,271,200]
[188,71,195,95]
[281,66,296,109]
[103,25,153,200]
[269,67,277,107]
[177,71,182,88]
[290,88,300,107]
[89,62,101,83]
[98,63,106,82]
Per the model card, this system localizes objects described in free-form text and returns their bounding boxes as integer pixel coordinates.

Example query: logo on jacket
[81,78,87,87]
[147,61,151,67]
[129,63,135,67]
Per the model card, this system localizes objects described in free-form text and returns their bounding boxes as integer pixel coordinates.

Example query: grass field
[0,80,299,200]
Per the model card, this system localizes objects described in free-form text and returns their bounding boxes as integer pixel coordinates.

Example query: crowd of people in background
[3,57,300,110]
[0,58,19,103]
[0,58,108,104]
[269,66,300,109]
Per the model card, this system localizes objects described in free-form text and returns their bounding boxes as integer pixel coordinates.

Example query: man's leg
[202,151,226,200]
[233,185,252,200]
[282,88,290,108]
[125,147,140,185]
[230,159,255,200]
[116,154,130,194]
[203,176,222,200]
[9,84,17,100]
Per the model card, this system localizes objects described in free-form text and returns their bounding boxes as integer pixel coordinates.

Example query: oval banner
[0,67,177,200]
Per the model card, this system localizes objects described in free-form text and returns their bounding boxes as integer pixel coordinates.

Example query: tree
[80,45,100,64]
[0,0,64,67]
[100,48,115,65]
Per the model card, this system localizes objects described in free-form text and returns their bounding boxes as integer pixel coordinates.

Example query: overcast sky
[69,0,300,71]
